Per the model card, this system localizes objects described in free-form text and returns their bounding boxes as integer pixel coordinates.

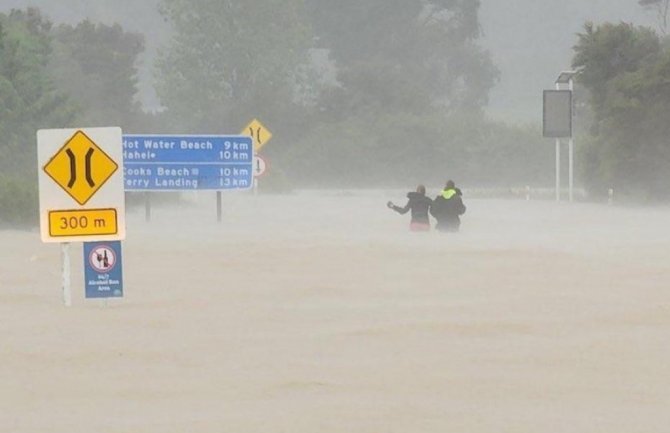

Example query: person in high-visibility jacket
[430,180,466,232]
[387,185,433,231]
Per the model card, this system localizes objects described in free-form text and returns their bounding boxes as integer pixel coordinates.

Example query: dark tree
[49,20,146,130]
[309,0,498,117]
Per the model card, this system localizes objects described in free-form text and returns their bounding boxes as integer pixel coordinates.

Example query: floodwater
[1,190,669,432]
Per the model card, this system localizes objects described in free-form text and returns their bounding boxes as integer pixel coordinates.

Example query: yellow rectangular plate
[48,209,118,237]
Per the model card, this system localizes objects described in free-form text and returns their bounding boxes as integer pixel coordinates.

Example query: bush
[0,176,38,228]
[281,112,551,188]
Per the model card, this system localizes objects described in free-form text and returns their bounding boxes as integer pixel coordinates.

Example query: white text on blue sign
[123,135,254,191]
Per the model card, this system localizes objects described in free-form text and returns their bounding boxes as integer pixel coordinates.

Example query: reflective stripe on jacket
[442,189,457,200]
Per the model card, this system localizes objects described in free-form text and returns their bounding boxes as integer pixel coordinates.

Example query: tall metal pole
[555,138,561,202]
[555,82,561,202]
[568,138,574,202]
[568,78,575,202]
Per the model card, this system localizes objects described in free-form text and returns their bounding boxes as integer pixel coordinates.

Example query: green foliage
[0,175,37,227]
[0,9,76,172]
[259,0,506,188]
[0,8,151,226]
[0,9,77,226]
[282,112,549,187]
[309,0,498,117]
[573,22,660,116]
[155,0,314,132]
[49,20,147,130]
[153,0,544,189]
[573,22,670,200]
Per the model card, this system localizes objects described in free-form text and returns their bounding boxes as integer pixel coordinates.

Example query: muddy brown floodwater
[1,190,669,432]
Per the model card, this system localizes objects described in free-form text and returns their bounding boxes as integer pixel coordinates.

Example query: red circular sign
[88,245,117,273]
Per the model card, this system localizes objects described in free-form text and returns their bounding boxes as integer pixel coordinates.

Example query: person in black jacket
[387,185,433,231]
[430,180,466,232]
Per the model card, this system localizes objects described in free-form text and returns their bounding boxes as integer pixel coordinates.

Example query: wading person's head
[416,185,426,195]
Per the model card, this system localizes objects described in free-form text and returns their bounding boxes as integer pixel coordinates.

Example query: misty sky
[1,0,659,122]
[480,0,655,123]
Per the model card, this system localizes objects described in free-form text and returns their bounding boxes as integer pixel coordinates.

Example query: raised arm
[391,199,411,215]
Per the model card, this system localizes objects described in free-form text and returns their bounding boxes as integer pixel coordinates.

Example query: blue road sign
[123,135,254,191]
[84,241,123,299]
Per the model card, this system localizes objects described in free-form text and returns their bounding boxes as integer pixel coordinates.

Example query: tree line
[0,8,162,224]
[3,1,669,224]
[573,16,670,200]
[153,0,547,189]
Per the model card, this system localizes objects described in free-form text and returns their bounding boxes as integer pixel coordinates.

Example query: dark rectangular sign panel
[543,90,572,138]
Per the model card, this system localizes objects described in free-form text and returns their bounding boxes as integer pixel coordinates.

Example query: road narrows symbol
[66,149,76,188]
[85,148,95,187]
[43,130,118,206]
[241,119,272,151]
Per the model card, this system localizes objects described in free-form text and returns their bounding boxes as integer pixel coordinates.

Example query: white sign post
[61,243,72,307]
[253,153,269,195]
[544,88,572,202]
[37,127,126,306]
[546,70,578,203]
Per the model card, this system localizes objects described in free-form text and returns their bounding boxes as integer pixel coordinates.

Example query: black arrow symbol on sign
[256,159,261,173]
[256,127,262,145]
[66,149,76,188]
[85,148,95,187]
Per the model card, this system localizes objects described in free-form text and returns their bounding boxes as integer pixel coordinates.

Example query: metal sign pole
[145,192,151,222]
[253,178,259,196]
[555,138,561,202]
[61,242,72,307]
[568,138,574,202]
[547,72,577,204]
[216,191,222,222]
[555,81,561,202]
[568,78,575,203]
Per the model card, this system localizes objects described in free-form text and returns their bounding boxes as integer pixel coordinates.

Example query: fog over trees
[479,0,655,121]
[1,0,670,224]
[573,21,670,199]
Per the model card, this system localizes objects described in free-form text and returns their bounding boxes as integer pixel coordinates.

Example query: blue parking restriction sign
[84,241,123,298]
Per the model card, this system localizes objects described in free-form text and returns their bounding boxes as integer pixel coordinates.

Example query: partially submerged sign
[84,241,123,299]
[38,127,126,243]
[123,135,254,191]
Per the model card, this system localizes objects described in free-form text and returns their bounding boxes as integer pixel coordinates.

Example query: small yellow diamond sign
[43,130,118,206]
[241,118,272,151]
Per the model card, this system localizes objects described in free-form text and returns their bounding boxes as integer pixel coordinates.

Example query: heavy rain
[1,1,669,432]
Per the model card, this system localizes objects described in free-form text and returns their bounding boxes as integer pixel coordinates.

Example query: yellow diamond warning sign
[241,118,272,151]
[43,130,118,206]
[38,127,125,243]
